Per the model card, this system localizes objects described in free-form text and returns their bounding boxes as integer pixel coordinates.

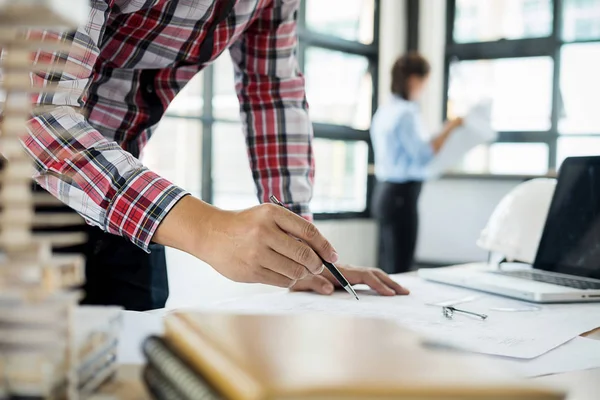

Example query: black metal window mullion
[443,0,457,128]
[406,0,420,51]
[549,0,565,172]
[297,0,307,71]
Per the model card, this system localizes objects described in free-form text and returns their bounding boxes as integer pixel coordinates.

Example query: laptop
[419,156,600,303]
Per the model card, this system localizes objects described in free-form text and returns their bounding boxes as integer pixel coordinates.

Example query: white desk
[99,269,600,400]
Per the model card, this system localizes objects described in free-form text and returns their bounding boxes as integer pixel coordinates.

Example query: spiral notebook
[152,311,565,400]
[143,335,221,400]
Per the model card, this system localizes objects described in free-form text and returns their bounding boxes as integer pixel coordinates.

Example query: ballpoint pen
[269,195,359,301]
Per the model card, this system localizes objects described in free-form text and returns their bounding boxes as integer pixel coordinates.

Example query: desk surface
[99,329,600,400]
[98,272,600,400]
[102,359,600,400]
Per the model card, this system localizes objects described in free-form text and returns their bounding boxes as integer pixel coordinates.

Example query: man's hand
[154,196,338,288]
[290,264,410,296]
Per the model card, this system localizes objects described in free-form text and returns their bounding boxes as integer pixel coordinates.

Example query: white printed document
[210,275,600,359]
[426,100,497,178]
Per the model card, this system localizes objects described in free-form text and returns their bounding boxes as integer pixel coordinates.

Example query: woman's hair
[391,52,430,99]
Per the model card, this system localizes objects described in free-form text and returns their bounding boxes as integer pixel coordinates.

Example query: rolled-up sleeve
[24,0,187,251]
[228,0,313,220]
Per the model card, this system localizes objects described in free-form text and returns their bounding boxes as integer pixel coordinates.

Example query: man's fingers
[268,228,325,275]
[290,275,335,295]
[361,271,396,296]
[254,268,295,288]
[373,269,410,295]
[272,208,338,264]
[262,250,311,281]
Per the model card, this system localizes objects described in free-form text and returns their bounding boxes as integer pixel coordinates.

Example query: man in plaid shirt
[26,0,408,310]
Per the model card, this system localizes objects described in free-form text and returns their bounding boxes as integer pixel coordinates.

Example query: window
[563,0,600,41]
[304,47,372,130]
[448,57,553,131]
[312,139,369,213]
[212,55,238,121]
[143,0,379,218]
[305,0,375,44]
[559,43,600,134]
[446,0,600,176]
[453,0,553,43]
[143,117,203,198]
[212,123,257,210]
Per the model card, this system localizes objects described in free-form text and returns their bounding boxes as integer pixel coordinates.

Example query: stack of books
[142,311,565,400]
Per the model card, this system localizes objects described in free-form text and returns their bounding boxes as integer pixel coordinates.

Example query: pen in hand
[269,195,360,301]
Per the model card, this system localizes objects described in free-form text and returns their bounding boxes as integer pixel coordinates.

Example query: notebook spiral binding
[142,336,223,400]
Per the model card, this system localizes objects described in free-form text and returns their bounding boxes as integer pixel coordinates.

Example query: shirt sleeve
[396,108,434,169]
[24,0,188,252]
[228,0,314,219]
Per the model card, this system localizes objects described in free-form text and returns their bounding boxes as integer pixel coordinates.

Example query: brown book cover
[164,312,565,400]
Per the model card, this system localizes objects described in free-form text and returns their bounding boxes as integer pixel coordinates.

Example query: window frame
[444,0,600,177]
[164,0,380,220]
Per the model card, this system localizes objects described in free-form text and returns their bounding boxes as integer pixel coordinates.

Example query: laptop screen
[535,156,600,280]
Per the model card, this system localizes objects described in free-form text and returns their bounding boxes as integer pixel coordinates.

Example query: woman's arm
[431,117,464,153]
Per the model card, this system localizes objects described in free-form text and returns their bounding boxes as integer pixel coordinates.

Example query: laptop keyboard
[490,270,600,290]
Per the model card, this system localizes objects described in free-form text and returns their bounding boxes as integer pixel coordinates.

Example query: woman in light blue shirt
[370,53,462,274]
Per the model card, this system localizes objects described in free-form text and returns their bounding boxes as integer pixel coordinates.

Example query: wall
[316,220,378,267]
[416,179,520,263]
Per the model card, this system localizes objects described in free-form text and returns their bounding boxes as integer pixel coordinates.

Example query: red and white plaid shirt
[25,0,313,251]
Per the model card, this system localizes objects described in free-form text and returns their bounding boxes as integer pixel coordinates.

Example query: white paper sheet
[497,337,600,377]
[425,100,497,178]
[210,275,600,359]
[118,311,164,365]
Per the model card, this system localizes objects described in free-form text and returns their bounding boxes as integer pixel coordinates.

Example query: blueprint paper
[426,100,497,178]
[210,275,600,359]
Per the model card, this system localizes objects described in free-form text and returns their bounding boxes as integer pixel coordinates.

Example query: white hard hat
[477,178,557,264]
